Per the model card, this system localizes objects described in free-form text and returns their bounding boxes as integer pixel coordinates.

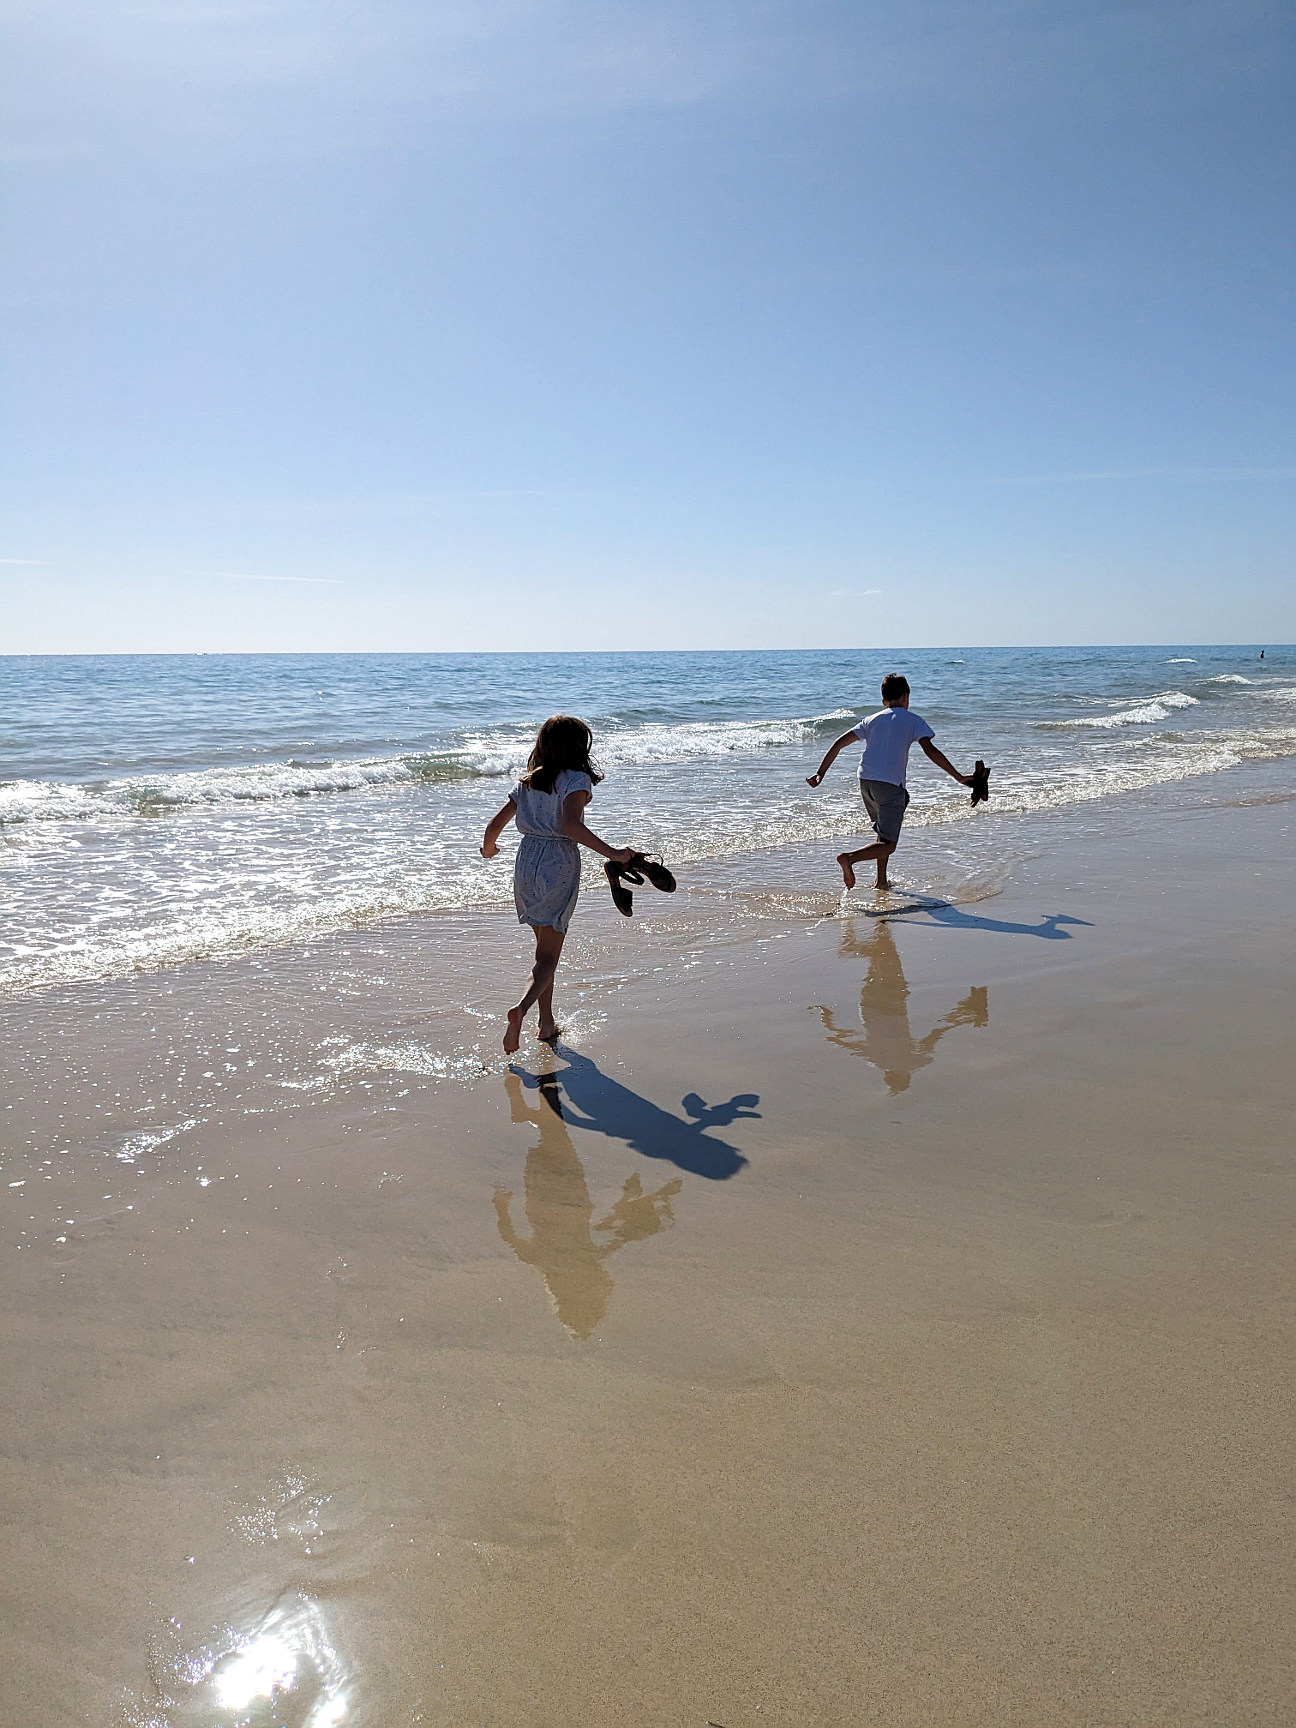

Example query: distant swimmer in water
[806,673,984,892]
[480,714,636,1053]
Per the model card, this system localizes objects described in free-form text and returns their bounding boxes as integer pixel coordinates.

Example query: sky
[2,0,1294,653]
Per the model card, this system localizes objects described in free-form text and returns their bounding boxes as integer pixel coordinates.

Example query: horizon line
[0,641,1287,660]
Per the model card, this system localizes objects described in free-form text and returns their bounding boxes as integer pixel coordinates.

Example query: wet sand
[3,796,1295,1726]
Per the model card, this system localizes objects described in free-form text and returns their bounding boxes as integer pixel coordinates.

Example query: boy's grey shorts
[859,778,910,847]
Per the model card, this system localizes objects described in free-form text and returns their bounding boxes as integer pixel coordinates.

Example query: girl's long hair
[521,714,603,795]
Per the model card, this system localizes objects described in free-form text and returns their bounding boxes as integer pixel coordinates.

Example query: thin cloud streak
[995,467,1296,484]
[213,572,345,584]
[14,0,1270,170]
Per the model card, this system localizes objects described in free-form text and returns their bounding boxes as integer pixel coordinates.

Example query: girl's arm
[480,798,517,858]
[560,790,635,862]
[806,729,859,788]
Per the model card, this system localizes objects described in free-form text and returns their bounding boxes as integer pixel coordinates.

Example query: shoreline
[4,641,1295,1001]
[3,792,1295,1724]
[2,748,1294,1006]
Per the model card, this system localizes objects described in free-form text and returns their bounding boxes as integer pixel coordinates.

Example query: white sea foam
[6,710,1296,1000]
[1166,657,1197,663]
[0,780,100,824]
[319,1013,608,1084]
[0,710,859,827]
[322,1039,494,1083]
[5,648,1296,1001]
[1035,691,1199,729]
[459,710,856,773]
[113,1119,200,1163]
[0,867,508,996]
[0,754,475,827]
[1205,674,1256,685]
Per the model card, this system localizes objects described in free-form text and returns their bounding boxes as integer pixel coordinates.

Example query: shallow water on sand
[3,645,1292,994]
[3,756,1294,1262]
[3,798,1294,1727]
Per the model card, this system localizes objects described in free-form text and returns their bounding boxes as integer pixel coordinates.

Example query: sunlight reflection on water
[124,1593,350,1728]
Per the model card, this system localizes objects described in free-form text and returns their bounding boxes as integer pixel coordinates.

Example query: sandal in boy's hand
[968,759,991,805]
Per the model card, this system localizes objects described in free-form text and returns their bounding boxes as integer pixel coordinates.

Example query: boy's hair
[880,673,910,703]
[522,714,603,795]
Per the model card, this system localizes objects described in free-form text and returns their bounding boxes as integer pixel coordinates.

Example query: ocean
[3,645,1293,998]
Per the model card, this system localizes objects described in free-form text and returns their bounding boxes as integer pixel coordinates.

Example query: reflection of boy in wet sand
[495,1071,682,1339]
[816,918,988,1095]
[807,673,976,892]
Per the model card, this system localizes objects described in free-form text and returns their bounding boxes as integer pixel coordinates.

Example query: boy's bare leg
[836,839,896,892]
[505,926,566,1053]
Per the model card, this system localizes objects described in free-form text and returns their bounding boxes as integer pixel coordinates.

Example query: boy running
[807,673,976,892]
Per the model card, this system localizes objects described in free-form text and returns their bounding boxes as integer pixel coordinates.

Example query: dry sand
[2,797,1294,1726]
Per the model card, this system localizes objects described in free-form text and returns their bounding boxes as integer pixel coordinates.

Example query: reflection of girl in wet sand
[495,1072,682,1339]
[816,918,988,1095]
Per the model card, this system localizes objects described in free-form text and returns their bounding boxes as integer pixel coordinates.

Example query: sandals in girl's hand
[604,853,675,917]
[631,853,676,894]
[969,760,991,806]
[604,857,642,916]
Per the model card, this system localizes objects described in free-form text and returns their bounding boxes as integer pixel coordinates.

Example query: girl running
[481,715,635,1053]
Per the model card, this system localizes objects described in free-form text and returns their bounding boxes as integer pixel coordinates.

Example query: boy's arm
[919,736,973,786]
[806,729,859,788]
[480,797,517,858]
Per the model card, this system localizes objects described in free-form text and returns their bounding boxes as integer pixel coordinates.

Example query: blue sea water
[2,646,1293,994]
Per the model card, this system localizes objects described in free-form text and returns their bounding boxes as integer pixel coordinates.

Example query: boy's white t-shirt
[852,707,935,786]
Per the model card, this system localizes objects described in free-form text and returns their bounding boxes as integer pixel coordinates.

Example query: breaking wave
[0,710,858,826]
[1035,691,1199,729]
[0,755,470,826]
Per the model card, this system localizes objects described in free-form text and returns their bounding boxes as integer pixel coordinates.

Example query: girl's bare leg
[504,925,566,1054]
[536,973,560,1045]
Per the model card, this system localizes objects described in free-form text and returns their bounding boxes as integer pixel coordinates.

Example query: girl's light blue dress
[511,768,593,933]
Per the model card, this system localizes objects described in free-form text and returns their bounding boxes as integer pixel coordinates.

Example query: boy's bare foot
[837,853,857,890]
[537,1020,561,1046]
[503,1007,523,1055]
[875,877,891,892]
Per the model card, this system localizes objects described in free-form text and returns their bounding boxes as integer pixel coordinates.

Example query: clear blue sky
[3,1,1293,652]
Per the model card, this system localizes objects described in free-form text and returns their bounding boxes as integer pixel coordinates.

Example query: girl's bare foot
[875,877,891,892]
[503,1007,524,1054]
[837,853,857,890]
[537,1020,561,1046]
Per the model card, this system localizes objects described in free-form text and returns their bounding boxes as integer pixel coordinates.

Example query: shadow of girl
[512,1050,758,1180]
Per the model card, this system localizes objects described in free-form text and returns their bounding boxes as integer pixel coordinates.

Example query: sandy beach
[3,790,1294,1726]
